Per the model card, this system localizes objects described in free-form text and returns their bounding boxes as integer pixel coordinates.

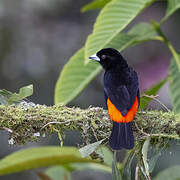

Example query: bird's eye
[101,55,106,59]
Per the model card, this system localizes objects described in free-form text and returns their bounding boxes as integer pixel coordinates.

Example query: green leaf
[0,89,12,105]
[54,23,158,105]
[148,147,162,173]
[112,151,122,180]
[45,166,71,180]
[154,166,180,180]
[79,139,104,158]
[122,150,135,180]
[70,162,111,173]
[142,137,150,178]
[54,48,101,105]
[128,22,158,43]
[0,146,98,175]
[81,0,112,12]
[8,84,33,105]
[169,55,180,114]
[85,0,154,62]
[140,77,168,109]
[106,23,158,50]
[162,0,180,22]
[96,146,113,166]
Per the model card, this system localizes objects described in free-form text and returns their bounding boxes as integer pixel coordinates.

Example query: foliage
[54,23,159,105]
[140,77,168,109]
[55,0,180,116]
[0,146,99,175]
[53,0,180,179]
[0,84,33,105]
[1,0,180,180]
[169,55,180,113]
[154,165,180,180]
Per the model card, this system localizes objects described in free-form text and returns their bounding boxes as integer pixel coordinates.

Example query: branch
[0,103,179,145]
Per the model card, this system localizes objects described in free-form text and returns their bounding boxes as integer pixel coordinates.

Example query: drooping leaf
[0,146,98,175]
[122,150,135,180]
[162,0,180,22]
[140,77,168,109]
[169,55,180,114]
[79,139,104,158]
[81,0,112,12]
[44,166,71,180]
[154,166,180,180]
[112,151,122,180]
[0,89,12,105]
[96,146,113,166]
[8,84,33,105]
[148,147,162,173]
[142,137,151,178]
[85,0,154,62]
[54,23,158,105]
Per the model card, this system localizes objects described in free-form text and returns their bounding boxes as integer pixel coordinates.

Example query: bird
[89,48,140,150]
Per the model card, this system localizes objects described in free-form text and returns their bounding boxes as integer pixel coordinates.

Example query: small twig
[3,127,19,136]
[141,94,159,98]
[134,122,149,136]
[41,120,72,130]
[3,127,13,133]
[53,127,63,147]
[142,94,170,112]
[91,126,99,142]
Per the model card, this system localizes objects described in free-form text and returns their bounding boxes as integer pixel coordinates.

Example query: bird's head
[89,48,127,70]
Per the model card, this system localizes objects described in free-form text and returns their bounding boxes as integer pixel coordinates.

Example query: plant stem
[135,164,139,180]
[151,20,180,71]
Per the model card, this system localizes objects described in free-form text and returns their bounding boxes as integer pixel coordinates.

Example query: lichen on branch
[0,103,179,145]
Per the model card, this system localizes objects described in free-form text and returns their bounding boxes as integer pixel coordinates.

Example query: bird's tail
[109,121,134,150]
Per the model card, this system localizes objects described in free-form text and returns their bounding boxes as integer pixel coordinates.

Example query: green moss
[0,104,179,144]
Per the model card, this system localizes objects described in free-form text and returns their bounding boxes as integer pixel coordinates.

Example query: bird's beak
[89,54,100,62]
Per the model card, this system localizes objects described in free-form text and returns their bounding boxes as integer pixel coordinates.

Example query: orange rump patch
[107,97,138,123]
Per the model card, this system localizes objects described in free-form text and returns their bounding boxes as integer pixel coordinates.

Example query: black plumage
[89,48,140,150]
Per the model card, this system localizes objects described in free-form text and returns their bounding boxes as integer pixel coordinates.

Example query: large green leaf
[140,77,168,109]
[107,23,157,49]
[0,146,98,175]
[169,55,180,114]
[162,0,180,22]
[54,48,101,105]
[81,0,112,12]
[154,166,180,180]
[85,0,154,62]
[54,23,158,105]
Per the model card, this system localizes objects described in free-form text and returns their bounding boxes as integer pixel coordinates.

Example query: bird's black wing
[104,85,130,116]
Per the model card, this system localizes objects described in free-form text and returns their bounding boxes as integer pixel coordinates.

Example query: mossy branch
[0,103,179,145]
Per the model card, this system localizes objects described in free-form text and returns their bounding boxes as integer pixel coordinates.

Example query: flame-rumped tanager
[89,48,140,150]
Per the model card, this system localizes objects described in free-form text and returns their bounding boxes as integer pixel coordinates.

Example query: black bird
[89,48,140,150]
